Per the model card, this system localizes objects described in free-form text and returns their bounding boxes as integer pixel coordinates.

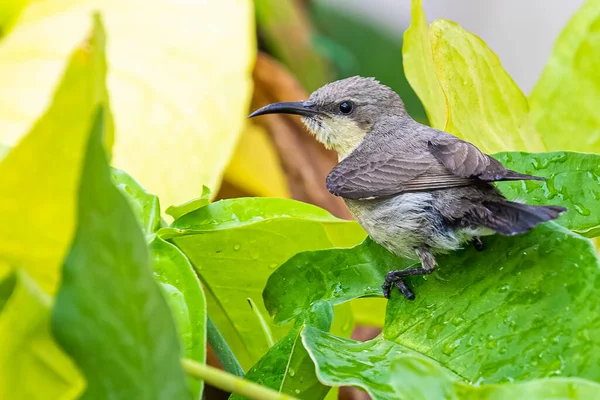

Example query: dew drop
[442,338,462,356]
[532,157,550,170]
[233,244,241,251]
[288,368,296,377]
[294,389,300,394]
[573,203,591,216]
[269,263,278,269]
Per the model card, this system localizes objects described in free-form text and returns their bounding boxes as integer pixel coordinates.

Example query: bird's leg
[473,236,484,252]
[382,248,437,300]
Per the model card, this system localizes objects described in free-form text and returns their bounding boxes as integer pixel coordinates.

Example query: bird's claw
[473,236,484,251]
[382,274,415,300]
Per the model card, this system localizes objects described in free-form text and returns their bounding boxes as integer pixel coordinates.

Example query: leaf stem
[181,358,298,400]
[247,297,276,347]
[207,316,245,377]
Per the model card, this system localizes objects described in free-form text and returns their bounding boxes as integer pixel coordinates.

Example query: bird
[248,76,567,300]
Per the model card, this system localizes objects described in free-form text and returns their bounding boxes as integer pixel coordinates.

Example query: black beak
[248,101,320,118]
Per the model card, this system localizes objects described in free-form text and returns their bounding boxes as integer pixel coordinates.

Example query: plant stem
[181,358,298,400]
[206,316,245,377]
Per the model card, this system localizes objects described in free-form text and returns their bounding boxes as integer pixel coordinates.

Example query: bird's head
[249,76,407,159]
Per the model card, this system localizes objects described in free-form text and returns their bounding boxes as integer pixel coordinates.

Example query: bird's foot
[383,248,437,300]
[382,276,414,300]
[473,236,484,252]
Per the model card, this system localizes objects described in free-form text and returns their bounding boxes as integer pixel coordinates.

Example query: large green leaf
[529,0,600,152]
[402,0,544,153]
[265,223,600,384]
[0,270,84,400]
[496,151,600,237]
[51,109,190,399]
[166,198,366,370]
[112,169,206,399]
[264,238,409,325]
[383,224,600,384]
[0,0,254,208]
[151,237,205,399]
[0,11,110,295]
[303,326,600,400]
[230,302,336,400]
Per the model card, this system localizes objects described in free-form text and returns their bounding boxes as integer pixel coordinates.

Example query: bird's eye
[339,101,354,114]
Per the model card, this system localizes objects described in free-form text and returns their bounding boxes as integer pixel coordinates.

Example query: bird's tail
[475,201,567,236]
[498,170,546,182]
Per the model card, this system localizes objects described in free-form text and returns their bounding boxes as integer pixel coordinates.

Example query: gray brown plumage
[249,76,567,300]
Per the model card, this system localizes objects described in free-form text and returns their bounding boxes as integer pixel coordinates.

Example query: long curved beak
[248,101,320,118]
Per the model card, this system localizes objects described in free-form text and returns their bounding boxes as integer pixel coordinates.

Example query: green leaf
[166,186,211,220]
[265,224,600,383]
[529,0,600,152]
[0,270,84,400]
[167,198,366,369]
[51,108,190,399]
[230,302,334,400]
[402,0,446,129]
[264,238,411,325]
[384,224,600,384]
[495,151,600,237]
[303,326,600,400]
[152,237,206,399]
[0,11,110,295]
[112,168,207,398]
[112,168,161,238]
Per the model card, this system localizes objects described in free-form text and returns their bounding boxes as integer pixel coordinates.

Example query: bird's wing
[326,142,475,200]
[427,134,544,181]
[326,132,542,200]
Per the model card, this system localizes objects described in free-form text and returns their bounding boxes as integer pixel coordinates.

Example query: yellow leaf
[223,122,290,198]
[529,0,600,152]
[403,0,545,153]
[429,20,545,153]
[0,15,108,294]
[0,0,255,209]
[0,0,29,37]
[350,298,386,327]
[0,270,84,399]
[402,0,447,130]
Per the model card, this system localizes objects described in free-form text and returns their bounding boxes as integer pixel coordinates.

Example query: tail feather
[499,170,546,182]
[476,201,567,236]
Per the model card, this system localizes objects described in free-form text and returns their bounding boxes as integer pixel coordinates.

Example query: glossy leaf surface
[167,198,365,369]
[303,326,600,400]
[496,151,600,237]
[266,224,600,384]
